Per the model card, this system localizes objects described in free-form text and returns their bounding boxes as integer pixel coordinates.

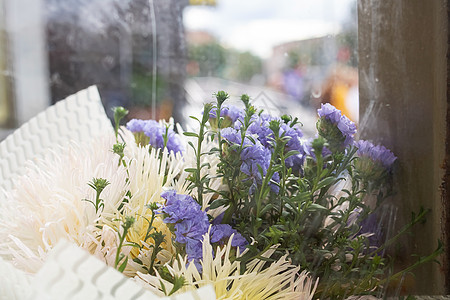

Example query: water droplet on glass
[125,12,134,23]
[375,78,379,82]
[102,56,116,70]
[66,34,75,46]
[312,88,322,98]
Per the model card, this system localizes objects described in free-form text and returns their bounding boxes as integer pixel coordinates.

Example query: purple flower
[210,224,248,252]
[185,238,203,260]
[318,103,342,124]
[227,106,245,124]
[247,114,305,171]
[247,114,276,148]
[210,224,235,243]
[160,191,209,263]
[221,127,242,145]
[230,233,248,253]
[240,139,271,180]
[221,126,270,179]
[337,116,357,146]
[317,103,357,148]
[209,105,245,129]
[160,190,248,269]
[279,122,305,170]
[126,119,147,132]
[126,119,184,154]
[354,140,396,185]
[222,118,294,192]
[185,238,204,270]
[355,140,397,169]
[160,190,200,223]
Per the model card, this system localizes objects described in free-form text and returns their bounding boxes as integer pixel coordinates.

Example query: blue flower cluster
[247,114,305,169]
[209,105,244,124]
[221,112,305,192]
[317,103,357,147]
[355,140,397,169]
[221,126,280,193]
[160,190,247,268]
[126,119,184,154]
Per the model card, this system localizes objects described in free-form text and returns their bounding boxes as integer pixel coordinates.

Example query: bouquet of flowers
[0,90,441,299]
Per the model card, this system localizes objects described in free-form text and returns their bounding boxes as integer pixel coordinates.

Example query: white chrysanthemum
[121,128,185,211]
[136,233,318,300]
[0,134,129,272]
[99,128,186,274]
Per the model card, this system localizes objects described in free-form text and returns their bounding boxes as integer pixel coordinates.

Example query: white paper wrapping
[0,86,216,299]
[0,257,32,299]
[0,86,113,191]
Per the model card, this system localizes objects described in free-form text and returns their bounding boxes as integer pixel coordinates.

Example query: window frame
[358,0,449,294]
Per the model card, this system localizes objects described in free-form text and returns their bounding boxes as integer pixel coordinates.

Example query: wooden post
[358,0,448,295]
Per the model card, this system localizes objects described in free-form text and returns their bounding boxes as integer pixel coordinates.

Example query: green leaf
[317,177,338,190]
[183,132,199,138]
[187,141,197,154]
[189,116,200,123]
[307,203,328,211]
[247,136,256,144]
[201,162,211,169]
[209,198,229,209]
[291,192,310,203]
[229,144,241,151]
[118,256,128,273]
[285,150,300,158]
[124,241,141,248]
[169,275,186,296]
[184,168,197,173]
[260,204,274,215]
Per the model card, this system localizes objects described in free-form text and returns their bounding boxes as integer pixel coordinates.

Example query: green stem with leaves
[114,216,135,272]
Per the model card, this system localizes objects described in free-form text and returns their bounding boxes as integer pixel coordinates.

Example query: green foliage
[188,42,263,82]
[114,216,136,272]
[185,91,441,299]
[159,267,186,296]
[140,204,167,275]
[112,106,129,141]
[130,63,166,107]
[83,177,110,213]
[231,51,263,82]
[183,103,214,206]
[188,42,227,77]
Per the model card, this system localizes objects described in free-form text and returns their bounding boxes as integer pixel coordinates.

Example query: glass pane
[0,0,357,134]
[184,0,358,134]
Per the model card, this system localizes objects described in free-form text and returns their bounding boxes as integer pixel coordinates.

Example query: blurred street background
[0,0,357,139]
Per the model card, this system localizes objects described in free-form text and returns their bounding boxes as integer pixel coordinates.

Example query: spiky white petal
[0,134,129,272]
[136,232,318,300]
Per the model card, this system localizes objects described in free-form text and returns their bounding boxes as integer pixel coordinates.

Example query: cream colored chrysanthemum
[136,233,318,300]
[0,134,129,272]
[0,127,187,274]
[106,129,185,269]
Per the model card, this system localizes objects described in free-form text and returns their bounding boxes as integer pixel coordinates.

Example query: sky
[184,0,356,58]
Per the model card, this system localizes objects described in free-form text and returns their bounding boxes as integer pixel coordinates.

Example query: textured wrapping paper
[0,86,113,191]
[30,240,215,300]
[0,86,216,300]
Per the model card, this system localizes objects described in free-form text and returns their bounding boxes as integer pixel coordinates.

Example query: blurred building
[266,32,357,115]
